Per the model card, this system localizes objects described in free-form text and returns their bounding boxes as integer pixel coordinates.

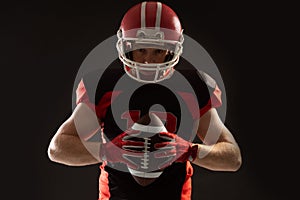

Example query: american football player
[47,1,242,200]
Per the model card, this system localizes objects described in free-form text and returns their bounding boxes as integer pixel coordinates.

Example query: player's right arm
[47,102,102,166]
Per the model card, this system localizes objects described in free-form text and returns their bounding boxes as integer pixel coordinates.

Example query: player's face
[132,48,168,64]
[131,48,169,76]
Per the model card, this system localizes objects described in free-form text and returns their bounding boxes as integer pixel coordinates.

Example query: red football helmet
[116,1,184,83]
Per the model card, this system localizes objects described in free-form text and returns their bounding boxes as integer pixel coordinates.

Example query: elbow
[219,145,242,172]
[231,155,242,171]
[47,138,64,164]
[229,150,242,172]
[47,144,69,165]
[47,143,58,163]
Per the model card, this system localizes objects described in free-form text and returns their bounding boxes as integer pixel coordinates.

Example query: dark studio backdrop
[3,0,297,199]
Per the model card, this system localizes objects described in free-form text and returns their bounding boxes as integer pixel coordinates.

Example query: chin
[132,176,157,186]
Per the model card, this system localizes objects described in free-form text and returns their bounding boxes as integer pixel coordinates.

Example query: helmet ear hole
[125,51,133,60]
[164,52,174,62]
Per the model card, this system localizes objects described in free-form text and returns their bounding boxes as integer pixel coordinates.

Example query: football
[127,112,171,186]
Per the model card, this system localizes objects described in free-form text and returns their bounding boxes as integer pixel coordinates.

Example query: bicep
[197,108,237,145]
[48,103,102,165]
[59,103,101,140]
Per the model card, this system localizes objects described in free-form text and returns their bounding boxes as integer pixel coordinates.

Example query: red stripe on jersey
[76,79,96,111]
[99,162,110,200]
[75,79,122,120]
[177,91,200,120]
[181,161,194,200]
[200,84,222,116]
[95,91,122,120]
[177,83,222,119]
[211,84,222,107]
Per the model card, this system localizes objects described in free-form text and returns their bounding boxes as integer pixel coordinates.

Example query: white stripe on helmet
[141,2,162,29]
[141,2,146,29]
[155,2,162,30]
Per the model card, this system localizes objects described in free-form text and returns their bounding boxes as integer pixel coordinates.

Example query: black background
[2,0,297,199]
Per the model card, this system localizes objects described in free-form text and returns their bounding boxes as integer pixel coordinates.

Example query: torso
[77,58,221,200]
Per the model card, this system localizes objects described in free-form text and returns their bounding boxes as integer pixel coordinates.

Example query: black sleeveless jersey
[75,58,222,200]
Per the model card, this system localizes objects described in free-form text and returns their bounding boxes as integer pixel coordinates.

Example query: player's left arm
[191,108,242,171]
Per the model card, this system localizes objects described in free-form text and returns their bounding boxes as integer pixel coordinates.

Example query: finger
[154,142,176,149]
[125,129,141,134]
[122,135,144,142]
[122,151,144,158]
[159,132,176,140]
[122,145,147,152]
[123,140,145,147]
[154,149,176,158]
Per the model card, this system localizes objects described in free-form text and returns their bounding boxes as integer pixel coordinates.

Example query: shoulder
[75,59,125,104]
[82,59,123,82]
[173,58,222,109]
[175,58,217,90]
[81,59,125,91]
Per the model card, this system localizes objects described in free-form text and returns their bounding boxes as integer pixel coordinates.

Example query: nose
[143,52,155,63]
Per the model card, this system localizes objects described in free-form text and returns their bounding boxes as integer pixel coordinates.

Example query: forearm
[191,142,242,171]
[48,134,101,166]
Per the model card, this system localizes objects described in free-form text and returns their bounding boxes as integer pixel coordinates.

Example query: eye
[138,49,146,53]
[155,49,165,54]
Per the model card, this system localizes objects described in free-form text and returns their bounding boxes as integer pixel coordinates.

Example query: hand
[154,132,198,168]
[100,130,145,170]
